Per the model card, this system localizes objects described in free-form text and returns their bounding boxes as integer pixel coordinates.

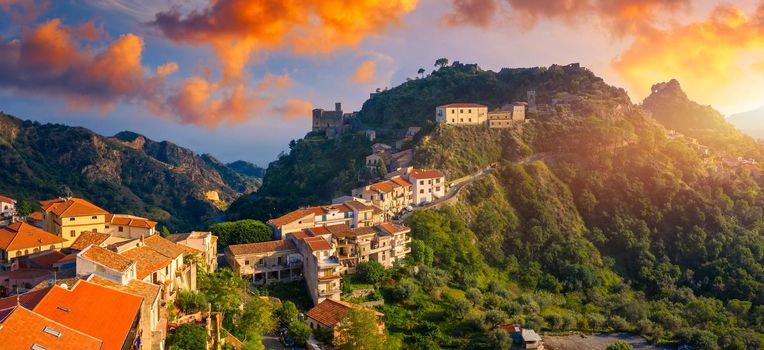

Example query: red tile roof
[0,222,66,251]
[369,181,396,193]
[378,223,410,235]
[438,103,487,108]
[69,231,111,251]
[33,280,143,350]
[304,237,332,251]
[40,198,109,217]
[106,214,158,229]
[80,246,135,273]
[26,211,43,221]
[306,224,351,237]
[305,299,383,328]
[408,169,445,180]
[267,209,314,227]
[143,235,187,258]
[0,195,15,203]
[0,306,103,350]
[120,246,173,279]
[389,176,412,187]
[87,275,160,309]
[227,240,296,256]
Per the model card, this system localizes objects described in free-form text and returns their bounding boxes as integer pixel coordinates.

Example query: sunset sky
[0,0,762,164]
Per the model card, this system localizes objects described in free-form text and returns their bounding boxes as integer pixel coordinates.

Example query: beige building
[105,214,157,239]
[331,223,411,274]
[293,235,342,305]
[225,240,303,285]
[0,222,67,265]
[40,197,109,247]
[167,231,219,271]
[408,169,446,204]
[488,102,526,128]
[351,177,412,219]
[267,201,383,238]
[436,103,488,125]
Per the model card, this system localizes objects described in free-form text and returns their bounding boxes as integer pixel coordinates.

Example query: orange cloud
[273,99,313,120]
[352,60,378,84]
[256,73,293,91]
[152,0,418,81]
[156,62,179,77]
[442,0,497,27]
[612,4,764,111]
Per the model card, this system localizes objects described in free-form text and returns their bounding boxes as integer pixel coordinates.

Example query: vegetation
[605,341,634,350]
[209,219,273,246]
[333,308,394,350]
[167,324,208,350]
[175,290,209,314]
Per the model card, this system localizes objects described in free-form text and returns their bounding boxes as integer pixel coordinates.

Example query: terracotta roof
[39,198,109,217]
[307,204,352,216]
[166,231,211,244]
[333,226,378,239]
[29,250,68,269]
[438,103,487,108]
[106,214,158,229]
[120,246,173,279]
[389,176,412,187]
[26,211,43,221]
[306,224,351,237]
[369,181,396,193]
[69,231,111,251]
[0,195,15,203]
[378,223,410,235]
[303,237,332,251]
[0,222,66,251]
[305,299,383,328]
[143,235,186,259]
[33,280,143,350]
[80,246,135,273]
[88,274,161,306]
[0,306,103,350]
[288,230,315,240]
[344,200,374,211]
[408,169,445,180]
[0,287,51,311]
[227,240,296,256]
[267,208,314,227]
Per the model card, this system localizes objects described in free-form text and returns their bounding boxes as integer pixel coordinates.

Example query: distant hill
[227,160,266,178]
[729,106,764,139]
[0,114,261,230]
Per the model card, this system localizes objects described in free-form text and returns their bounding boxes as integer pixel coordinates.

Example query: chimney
[335,102,342,112]
[140,234,145,245]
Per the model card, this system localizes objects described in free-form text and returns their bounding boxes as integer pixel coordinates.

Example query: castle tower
[527,90,537,113]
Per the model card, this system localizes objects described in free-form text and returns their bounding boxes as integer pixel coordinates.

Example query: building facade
[435,103,488,125]
[40,198,108,248]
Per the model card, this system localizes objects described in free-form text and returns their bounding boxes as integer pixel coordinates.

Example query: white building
[408,169,446,204]
[435,103,488,125]
[0,195,16,219]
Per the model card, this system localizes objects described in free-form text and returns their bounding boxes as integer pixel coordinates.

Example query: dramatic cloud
[256,73,292,91]
[442,0,497,27]
[273,99,313,120]
[156,62,179,77]
[0,19,161,111]
[0,0,48,23]
[352,60,378,84]
[612,3,764,110]
[152,0,418,80]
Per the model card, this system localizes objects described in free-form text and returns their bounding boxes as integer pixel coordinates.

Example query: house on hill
[304,298,384,334]
[39,197,109,248]
[436,103,488,125]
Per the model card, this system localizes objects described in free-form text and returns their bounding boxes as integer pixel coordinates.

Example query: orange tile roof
[306,224,351,237]
[0,287,51,311]
[288,230,315,240]
[389,176,412,187]
[33,280,143,350]
[438,103,487,108]
[106,214,158,228]
[0,222,66,251]
[120,246,173,279]
[333,226,377,239]
[80,246,135,273]
[143,235,186,259]
[69,231,111,251]
[29,250,68,269]
[40,197,109,217]
[409,169,445,180]
[305,299,383,328]
[227,240,296,256]
[369,180,396,193]
[307,204,353,216]
[343,200,374,211]
[26,211,43,221]
[378,223,410,235]
[267,208,314,227]
[0,306,103,350]
[87,275,160,308]
[0,195,15,203]
[304,237,332,251]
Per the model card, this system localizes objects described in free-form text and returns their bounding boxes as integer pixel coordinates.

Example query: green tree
[434,58,449,69]
[451,297,472,320]
[198,268,245,313]
[236,298,276,341]
[392,279,418,302]
[417,68,425,78]
[210,220,272,246]
[409,239,433,266]
[333,309,385,350]
[161,226,171,238]
[275,301,299,326]
[605,341,634,350]
[487,329,512,350]
[377,158,388,178]
[175,290,209,314]
[167,324,207,350]
[15,199,34,217]
[288,321,312,346]
[357,261,387,285]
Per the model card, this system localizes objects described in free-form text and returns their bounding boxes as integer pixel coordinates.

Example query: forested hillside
[0,115,261,230]
[227,63,764,349]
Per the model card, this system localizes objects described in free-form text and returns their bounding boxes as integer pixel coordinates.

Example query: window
[91,216,97,219]
[24,249,29,255]
[69,217,75,221]
[245,260,250,265]
[420,189,424,194]
[451,109,455,114]
[419,180,424,185]
[33,248,39,253]
[70,230,75,237]
[105,225,110,229]
[459,109,463,113]
[50,245,55,250]
[428,180,432,184]
[118,226,124,232]
[460,118,464,122]
[469,118,472,122]
[92,228,97,233]
[15,251,21,257]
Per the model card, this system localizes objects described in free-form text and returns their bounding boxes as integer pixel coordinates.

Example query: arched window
[24,249,29,255]
[15,251,21,257]
[33,248,40,253]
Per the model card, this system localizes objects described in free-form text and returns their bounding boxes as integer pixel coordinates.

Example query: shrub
[167,324,207,350]
[357,261,387,285]
[175,291,209,314]
[288,321,312,346]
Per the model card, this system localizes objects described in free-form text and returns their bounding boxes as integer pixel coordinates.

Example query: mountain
[0,114,261,230]
[227,62,764,349]
[729,106,764,139]
[226,160,266,179]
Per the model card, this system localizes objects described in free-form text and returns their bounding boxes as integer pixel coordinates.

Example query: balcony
[317,255,340,268]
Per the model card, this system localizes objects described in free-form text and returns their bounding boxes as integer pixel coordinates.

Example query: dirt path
[544,333,675,350]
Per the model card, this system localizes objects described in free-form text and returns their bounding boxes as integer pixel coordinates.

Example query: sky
[0,0,762,165]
